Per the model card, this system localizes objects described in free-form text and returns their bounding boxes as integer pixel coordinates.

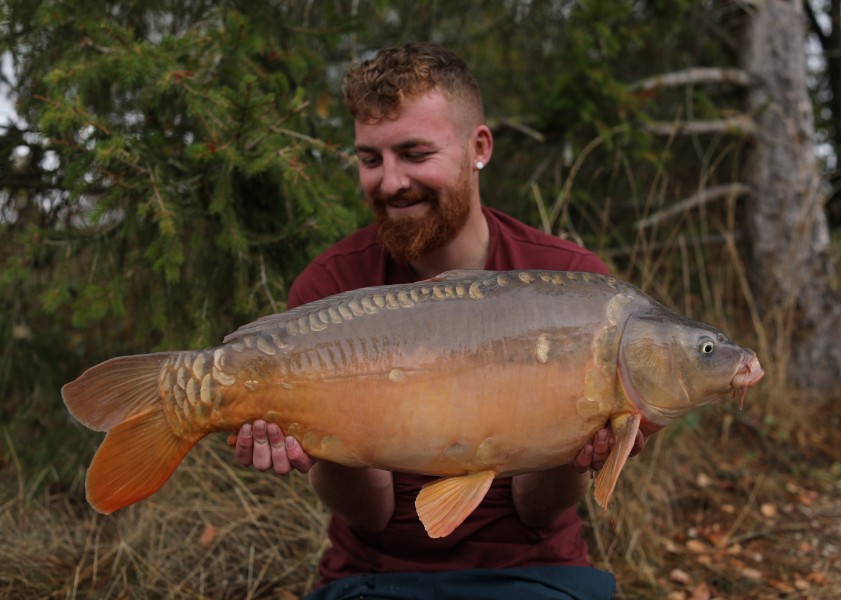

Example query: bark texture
[743,0,841,393]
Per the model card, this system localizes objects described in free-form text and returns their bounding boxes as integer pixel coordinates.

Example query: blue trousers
[304,565,616,600]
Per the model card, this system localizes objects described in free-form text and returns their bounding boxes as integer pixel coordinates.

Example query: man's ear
[472,124,493,167]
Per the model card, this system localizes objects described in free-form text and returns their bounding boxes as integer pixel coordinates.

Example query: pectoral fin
[415,470,496,538]
[593,412,641,508]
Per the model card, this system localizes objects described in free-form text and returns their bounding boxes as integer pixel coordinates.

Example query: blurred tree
[742,0,841,393]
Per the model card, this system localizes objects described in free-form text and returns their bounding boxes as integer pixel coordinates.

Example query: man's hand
[234,419,317,475]
[571,426,647,474]
[232,420,393,531]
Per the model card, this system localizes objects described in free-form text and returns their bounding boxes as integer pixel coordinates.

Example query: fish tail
[62,353,199,514]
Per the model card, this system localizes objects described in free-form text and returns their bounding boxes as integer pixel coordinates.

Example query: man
[236,42,644,599]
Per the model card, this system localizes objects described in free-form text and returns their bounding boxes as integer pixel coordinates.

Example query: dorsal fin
[424,269,496,282]
[223,273,502,344]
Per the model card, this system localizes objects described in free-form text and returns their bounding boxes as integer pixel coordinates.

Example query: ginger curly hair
[342,42,484,127]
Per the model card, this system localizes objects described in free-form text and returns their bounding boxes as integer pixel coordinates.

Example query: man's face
[353,90,476,263]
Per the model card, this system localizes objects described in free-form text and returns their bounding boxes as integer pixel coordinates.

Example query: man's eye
[404,152,431,161]
[359,155,381,166]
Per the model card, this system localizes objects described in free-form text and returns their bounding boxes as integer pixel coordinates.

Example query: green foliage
[41,3,358,330]
[0,2,363,458]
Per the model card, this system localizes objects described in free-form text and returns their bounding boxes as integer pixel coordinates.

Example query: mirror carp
[62,270,764,538]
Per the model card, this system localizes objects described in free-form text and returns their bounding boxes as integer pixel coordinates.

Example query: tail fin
[62,353,199,514]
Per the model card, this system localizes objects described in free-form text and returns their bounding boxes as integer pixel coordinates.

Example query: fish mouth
[730,353,765,409]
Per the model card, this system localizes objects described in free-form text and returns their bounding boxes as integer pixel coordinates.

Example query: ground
[598,403,841,599]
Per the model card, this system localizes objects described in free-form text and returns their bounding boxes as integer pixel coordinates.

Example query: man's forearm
[309,462,395,533]
[511,466,591,528]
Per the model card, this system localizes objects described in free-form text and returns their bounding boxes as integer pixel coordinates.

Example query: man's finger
[268,423,293,475]
[571,444,594,474]
[285,435,317,473]
[630,430,646,456]
[235,423,254,467]
[251,420,273,471]
[590,428,611,470]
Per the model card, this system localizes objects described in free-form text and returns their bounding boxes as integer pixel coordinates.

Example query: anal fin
[593,412,641,508]
[414,470,496,538]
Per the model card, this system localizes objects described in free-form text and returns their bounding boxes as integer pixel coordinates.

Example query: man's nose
[379,158,409,196]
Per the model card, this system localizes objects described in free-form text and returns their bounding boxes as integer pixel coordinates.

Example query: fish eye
[699,337,716,355]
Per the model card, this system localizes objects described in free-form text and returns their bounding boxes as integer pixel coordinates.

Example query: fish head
[618,311,764,425]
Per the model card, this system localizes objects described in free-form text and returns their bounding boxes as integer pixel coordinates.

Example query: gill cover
[617,312,740,425]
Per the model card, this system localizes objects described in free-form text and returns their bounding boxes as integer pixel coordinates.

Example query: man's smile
[375,187,437,218]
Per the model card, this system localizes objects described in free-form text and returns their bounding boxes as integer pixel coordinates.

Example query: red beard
[371,165,472,264]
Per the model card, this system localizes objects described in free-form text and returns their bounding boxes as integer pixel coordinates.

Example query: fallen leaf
[686,539,709,554]
[696,473,713,488]
[690,581,711,600]
[198,523,218,547]
[670,568,692,586]
[759,503,777,519]
[741,567,763,582]
[726,542,743,555]
[806,571,828,585]
[796,490,818,506]
[706,530,728,548]
[687,526,699,538]
[768,579,796,593]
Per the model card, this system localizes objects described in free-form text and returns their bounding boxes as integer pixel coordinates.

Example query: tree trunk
[742,0,841,394]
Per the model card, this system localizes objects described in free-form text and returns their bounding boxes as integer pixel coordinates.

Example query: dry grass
[0,437,328,599]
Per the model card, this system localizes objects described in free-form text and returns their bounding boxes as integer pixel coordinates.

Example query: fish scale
[62,269,764,538]
[160,350,223,434]
[224,270,534,342]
